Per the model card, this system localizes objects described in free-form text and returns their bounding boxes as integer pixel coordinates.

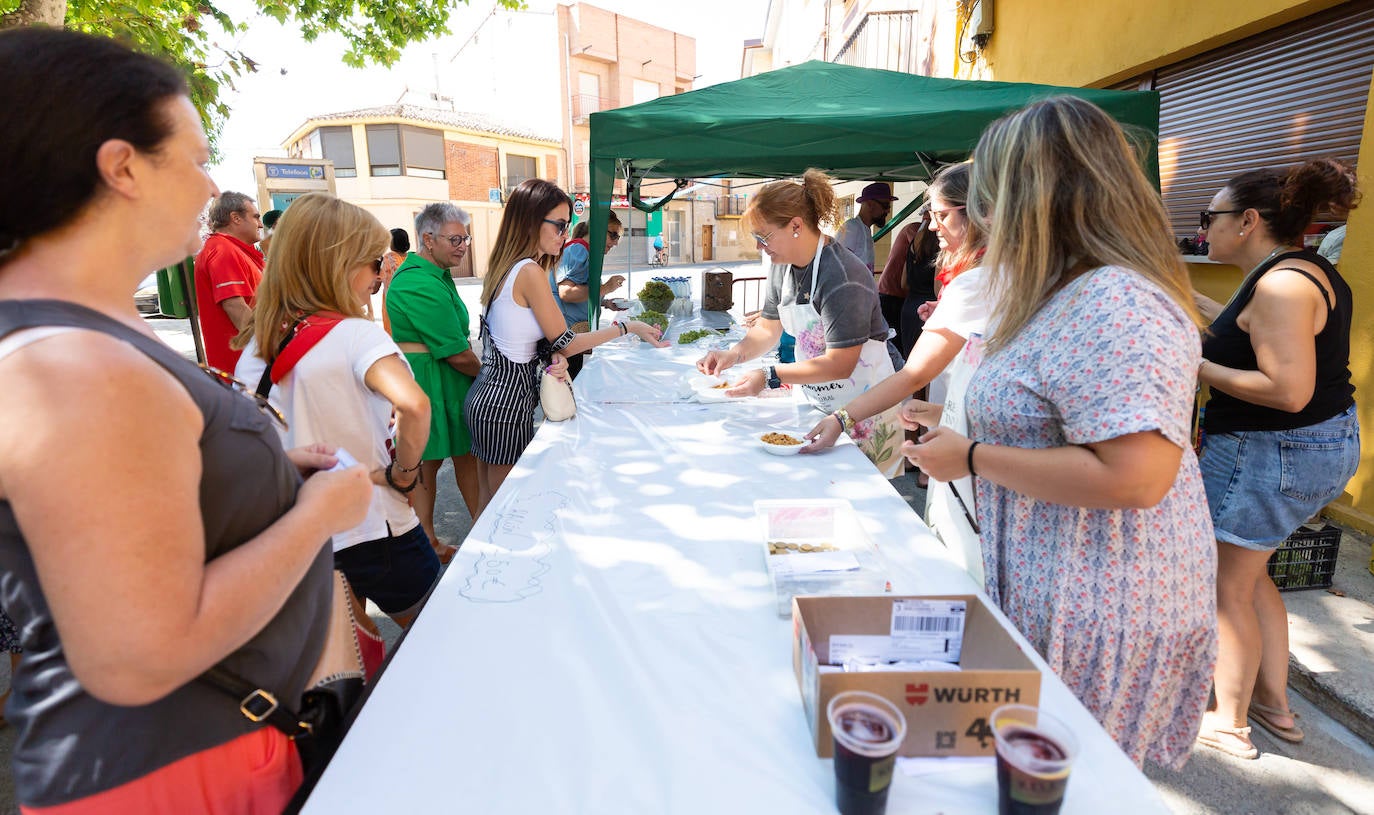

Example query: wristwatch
[765,365,782,390]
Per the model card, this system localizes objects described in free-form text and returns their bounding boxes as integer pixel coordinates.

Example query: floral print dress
[965,267,1216,769]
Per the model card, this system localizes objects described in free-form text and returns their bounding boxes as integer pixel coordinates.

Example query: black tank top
[904,237,938,304]
[1202,249,1354,433]
[0,300,333,807]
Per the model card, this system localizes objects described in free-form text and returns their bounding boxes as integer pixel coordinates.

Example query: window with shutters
[505,154,538,194]
[1122,1,1374,241]
[319,126,356,178]
[365,124,446,179]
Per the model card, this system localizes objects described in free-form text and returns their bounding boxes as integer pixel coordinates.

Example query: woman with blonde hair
[904,96,1216,769]
[464,179,666,515]
[236,193,440,628]
[698,169,904,475]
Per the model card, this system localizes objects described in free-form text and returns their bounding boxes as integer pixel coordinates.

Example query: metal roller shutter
[1149,0,1374,239]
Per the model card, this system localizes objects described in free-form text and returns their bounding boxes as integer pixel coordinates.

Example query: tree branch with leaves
[1,0,523,152]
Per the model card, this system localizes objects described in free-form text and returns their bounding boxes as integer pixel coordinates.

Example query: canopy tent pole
[587,158,617,329]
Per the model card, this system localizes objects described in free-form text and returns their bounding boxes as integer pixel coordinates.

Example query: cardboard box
[793,594,1041,758]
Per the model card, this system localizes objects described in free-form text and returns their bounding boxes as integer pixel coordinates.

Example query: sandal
[1196,714,1258,759]
[1249,701,1304,744]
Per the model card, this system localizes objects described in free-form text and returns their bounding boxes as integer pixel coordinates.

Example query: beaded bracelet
[385,461,421,493]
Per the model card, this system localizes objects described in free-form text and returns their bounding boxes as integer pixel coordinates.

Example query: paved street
[0,295,1370,813]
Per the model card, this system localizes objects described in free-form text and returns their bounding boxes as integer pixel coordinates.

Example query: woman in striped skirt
[464,179,668,516]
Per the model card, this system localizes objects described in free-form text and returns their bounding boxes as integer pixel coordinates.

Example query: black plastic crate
[1267,523,1341,592]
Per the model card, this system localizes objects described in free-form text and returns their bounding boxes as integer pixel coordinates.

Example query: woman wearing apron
[697,170,904,477]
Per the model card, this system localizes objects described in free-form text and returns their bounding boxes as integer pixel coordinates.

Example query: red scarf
[935,249,987,293]
[269,311,347,384]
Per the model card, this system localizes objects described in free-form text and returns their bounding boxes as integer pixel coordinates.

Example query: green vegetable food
[637,310,669,331]
[677,329,720,344]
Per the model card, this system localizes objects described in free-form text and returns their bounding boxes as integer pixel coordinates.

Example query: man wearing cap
[836,182,898,273]
[194,191,264,372]
[258,208,283,258]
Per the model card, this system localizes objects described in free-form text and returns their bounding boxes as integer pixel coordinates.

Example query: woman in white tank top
[464,179,668,516]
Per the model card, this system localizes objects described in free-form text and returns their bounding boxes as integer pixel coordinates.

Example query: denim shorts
[334,523,441,615]
[1201,404,1360,551]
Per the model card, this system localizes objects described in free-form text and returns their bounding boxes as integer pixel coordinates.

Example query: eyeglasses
[929,206,965,224]
[607,230,622,242]
[199,364,289,431]
[371,257,383,274]
[751,228,776,247]
[1199,209,1245,230]
[544,218,569,236]
[436,233,471,247]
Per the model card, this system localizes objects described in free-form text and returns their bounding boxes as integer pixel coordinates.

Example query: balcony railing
[572,94,616,123]
[833,11,923,75]
[715,194,748,218]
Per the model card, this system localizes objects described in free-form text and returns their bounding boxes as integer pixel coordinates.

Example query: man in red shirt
[195,191,264,371]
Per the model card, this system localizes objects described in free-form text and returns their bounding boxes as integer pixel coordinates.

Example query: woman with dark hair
[905,97,1215,769]
[379,226,410,334]
[699,169,905,476]
[464,179,666,515]
[0,28,370,812]
[897,209,941,358]
[1193,159,1360,759]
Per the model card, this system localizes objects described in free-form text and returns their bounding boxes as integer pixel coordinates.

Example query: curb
[1290,655,1374,748]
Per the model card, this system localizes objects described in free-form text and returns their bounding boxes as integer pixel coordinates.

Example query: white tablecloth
[302,338,1169,814]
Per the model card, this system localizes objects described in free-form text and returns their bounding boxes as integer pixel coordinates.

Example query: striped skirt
[464,339,542,466]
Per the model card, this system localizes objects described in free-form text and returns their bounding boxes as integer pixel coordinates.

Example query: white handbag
[540,371,577,421]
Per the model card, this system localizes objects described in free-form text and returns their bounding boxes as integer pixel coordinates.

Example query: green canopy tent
[584,60,1160,324]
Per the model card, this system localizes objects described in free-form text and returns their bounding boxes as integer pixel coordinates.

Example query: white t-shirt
[923,266,988,406]
[237,318,419,550]
[836,216,875,272]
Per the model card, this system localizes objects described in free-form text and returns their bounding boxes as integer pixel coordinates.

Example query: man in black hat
[836,181,898,273]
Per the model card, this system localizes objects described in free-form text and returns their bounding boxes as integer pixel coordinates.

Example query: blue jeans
[1201,405,1360,550]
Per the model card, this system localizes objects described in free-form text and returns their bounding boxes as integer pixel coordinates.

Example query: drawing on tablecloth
[460,490,569,603]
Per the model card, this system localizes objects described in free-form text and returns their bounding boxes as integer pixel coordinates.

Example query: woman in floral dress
[903,96,1216,768]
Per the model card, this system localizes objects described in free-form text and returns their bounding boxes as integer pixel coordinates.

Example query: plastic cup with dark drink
[826,691,908,815]
[990,704,1078,815]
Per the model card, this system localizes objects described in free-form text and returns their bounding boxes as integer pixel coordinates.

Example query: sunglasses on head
[543,218,570,236]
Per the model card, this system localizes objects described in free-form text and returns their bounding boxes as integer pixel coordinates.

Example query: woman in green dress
[386,202,482,562]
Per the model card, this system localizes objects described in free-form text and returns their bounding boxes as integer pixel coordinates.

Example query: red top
[194,233,264,371]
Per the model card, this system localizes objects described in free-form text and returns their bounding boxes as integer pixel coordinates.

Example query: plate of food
[687,372,747,402]
[759,431,805,455]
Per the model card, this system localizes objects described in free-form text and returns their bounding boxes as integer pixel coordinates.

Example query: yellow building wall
[974,0,1374,529]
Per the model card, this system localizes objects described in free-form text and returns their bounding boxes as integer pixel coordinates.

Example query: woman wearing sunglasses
[235,193,441,630]
[0,29,370,813]
[1192,160,1360,759]
[464,179,668,516]
[700,169,905,476]
[387,202,482,563]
